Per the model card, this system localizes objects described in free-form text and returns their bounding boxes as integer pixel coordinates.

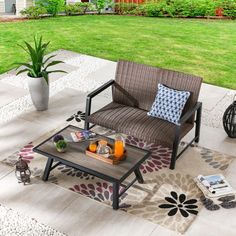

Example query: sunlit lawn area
[0,15,235,89]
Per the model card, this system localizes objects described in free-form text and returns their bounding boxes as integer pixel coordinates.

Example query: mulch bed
[0,17,28,23]
[0,14,233,23]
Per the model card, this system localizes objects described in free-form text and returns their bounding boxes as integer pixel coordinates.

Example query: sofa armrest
[178,102,202,126]
[85,80,115,120]
[87,80,115,99]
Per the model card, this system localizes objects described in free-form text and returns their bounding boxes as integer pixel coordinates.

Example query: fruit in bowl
[55,140,67,153]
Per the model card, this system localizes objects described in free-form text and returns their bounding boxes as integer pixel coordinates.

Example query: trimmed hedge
[20,6,47,19]
[115,0,236,18]
[21,2,95,19]
[64,3,94,16]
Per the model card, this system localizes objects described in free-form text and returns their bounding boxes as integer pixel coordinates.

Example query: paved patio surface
[0,50,235,236]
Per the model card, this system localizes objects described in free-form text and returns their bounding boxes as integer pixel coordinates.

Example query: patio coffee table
[33,125,150,210]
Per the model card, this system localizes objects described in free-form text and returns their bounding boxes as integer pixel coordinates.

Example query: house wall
[66,0,82,3]
[0,0,33,15]
[16,0,25,15]
[16,0,33,15]
[26,0,34,8]
[115,0,144,3]
[0,0,5,13]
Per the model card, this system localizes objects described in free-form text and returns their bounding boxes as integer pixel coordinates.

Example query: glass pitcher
[97,140,111,157]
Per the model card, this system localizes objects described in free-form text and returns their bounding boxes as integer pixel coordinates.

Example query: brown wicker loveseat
[84,61,202,169]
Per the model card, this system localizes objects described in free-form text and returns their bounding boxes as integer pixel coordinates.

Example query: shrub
[115,3,139,15]
[141,2,169,17]
[191,0,216,17]
[64,4,78,15]
[216,0,236,17]
[65,3,94,15]
[115,0,236,18]
[20,6,47,19]
[128,5,146,16]
[37,0,65,17]
[94,0,113,14]
[76,2,95,14]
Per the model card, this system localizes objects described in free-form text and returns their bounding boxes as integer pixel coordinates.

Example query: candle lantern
[223,95,236,138]
[15,156,31,185]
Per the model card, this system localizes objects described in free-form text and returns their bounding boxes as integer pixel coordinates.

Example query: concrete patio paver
[0,172,78,227]
[0,81,27,107]
[49,193,157,236]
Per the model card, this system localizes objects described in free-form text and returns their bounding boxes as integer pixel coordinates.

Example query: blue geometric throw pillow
[147,84,190,125]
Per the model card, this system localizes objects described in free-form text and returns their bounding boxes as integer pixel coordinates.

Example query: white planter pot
[28,76,49,111]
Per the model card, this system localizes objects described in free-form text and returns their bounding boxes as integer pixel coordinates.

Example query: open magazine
[70,130,97,142]
[194,174,236,198]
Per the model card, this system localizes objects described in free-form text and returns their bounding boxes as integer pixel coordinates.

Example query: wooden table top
[34,125,150,182]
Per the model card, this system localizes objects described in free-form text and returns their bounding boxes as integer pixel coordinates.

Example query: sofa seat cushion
[87,102,193,148]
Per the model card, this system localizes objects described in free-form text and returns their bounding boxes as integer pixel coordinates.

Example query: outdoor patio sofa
[84,60,202,169]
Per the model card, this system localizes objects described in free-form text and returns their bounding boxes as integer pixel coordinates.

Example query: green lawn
[0,15,235,89]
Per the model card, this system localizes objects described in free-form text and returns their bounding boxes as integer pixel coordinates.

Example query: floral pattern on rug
[201,195,236,211]
[69,181,128,208]
[125,136,172,174]
[159,191,198,217]
[66,110,85,123]
[3,143,35,166]
[119,172,202,233]
[69,182,113,203]
[57,165,95,180]
[1,131,235,234]
[200,147,233,170]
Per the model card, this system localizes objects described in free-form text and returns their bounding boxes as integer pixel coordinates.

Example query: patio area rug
[2,126,235,234]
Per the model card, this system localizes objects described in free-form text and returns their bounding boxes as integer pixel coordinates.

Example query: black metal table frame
[33,125,150,210]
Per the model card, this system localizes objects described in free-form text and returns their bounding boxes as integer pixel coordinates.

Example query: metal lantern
[15,156,31,185]
[223,95,236,138]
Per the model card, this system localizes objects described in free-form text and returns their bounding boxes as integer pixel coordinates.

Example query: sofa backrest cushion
[113,60,202,119]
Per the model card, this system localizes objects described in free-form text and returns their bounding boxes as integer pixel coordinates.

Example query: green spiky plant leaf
[16,36,66,84]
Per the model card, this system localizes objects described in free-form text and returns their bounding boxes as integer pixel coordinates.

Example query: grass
[0,15,235,89]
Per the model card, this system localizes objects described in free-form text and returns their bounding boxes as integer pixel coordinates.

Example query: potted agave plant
[16,36,66,111]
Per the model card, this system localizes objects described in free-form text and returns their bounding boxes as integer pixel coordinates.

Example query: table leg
[42,157,53,181]
[134,168,144,184]
[112,182,119,210]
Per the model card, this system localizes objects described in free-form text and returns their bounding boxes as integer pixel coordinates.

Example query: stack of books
[194,174,236,198]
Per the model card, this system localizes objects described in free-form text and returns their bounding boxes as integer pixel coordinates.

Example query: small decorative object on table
[55,140,67,153]
[223,95,236,138]
[15,156,31,185]
[53,134,64,145]
[96,140,112,157]
[86,139,126,165]
[88,141,97,153]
